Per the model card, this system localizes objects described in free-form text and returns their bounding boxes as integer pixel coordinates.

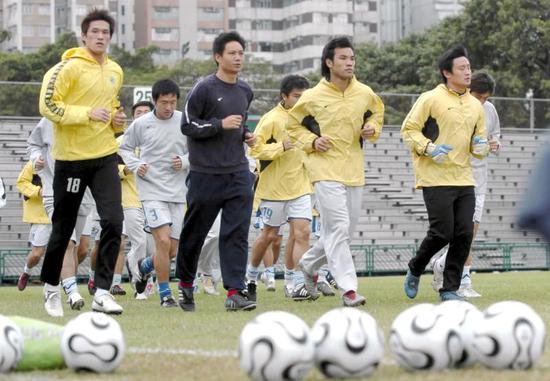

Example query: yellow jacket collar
[320,76,358,93]
[61,47,110,65]
[438,83,470,97]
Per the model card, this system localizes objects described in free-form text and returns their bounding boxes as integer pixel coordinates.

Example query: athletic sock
[179,281,193,288]
[111,274,122,287]
[265,266,275,280]
[139,256,154,275]
[461,266,472,286]
[23,264,30,274]
[318,266,329,283]
[88,269,95,280]
[284,268,295,287]
[158,282,171,299]
[246,265,259,283]
[95,288,108,298]
[294,270,305,286]
[227,289,237,297]
[61,276,78,296]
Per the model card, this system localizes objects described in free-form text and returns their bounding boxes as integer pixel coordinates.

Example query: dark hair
[213,31,246,58]
[81,8,115,37]
[152,79,180,102]
[470,71,496,95]
[321,37,354,80]
[132,100,154,117]
[437,45,469,83]
[280,75,309,96]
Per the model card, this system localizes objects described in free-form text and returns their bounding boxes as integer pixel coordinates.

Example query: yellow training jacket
[287,76,384,186]
[116,136,141,209]
[250,103,312,201]
[39,47,124,161]
[401,84,487,188]
[16,161,50,224]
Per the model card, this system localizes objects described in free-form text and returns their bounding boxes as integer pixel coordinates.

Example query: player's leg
[18,224,50,291]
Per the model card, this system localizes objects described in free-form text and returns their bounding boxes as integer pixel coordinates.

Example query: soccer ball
[61,312,125,373]
[311,308,384,378]
[0,315,23,373]
[239,311,314,381]
[471,301,546,370]
[389,303,464,371]
[436,300,484,367]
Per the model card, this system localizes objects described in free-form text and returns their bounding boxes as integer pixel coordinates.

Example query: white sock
[23,264,30,274]
[44,283,59,292]
[461,266,472,286]
[89,269,95,279]
[111,274,122,287]
[284,268,295,287]
[265,266,275,280]
[95,288,109,297]
[246,265,259,283]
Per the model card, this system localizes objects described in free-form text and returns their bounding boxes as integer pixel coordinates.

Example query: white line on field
[129,347,238,358]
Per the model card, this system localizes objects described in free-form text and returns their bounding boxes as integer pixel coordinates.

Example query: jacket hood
[61,47,108,64]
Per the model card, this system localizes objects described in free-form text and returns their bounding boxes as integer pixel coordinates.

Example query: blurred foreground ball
[0,315,23,373]
[61,312,125,373]
[239,311,314,381]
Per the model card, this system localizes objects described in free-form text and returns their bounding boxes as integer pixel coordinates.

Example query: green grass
[2,271,550,380]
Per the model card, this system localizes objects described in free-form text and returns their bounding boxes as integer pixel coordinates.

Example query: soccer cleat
[87,278,96,295]
[342,291,367,307]
[145,280,155,296]
[135,258,153,294]
[201,275,220,296]
[298,262,319,300]
[317,281,336,297]
[126,252,142,283]
[430,255,444,292]
[92,293,123,315]
[67,292,85,311]
[110,284,127,296]
[404,270,420,299]
[44,285,63,317]
[266,277,276,291]
[325,271,338,289]
[178,285,195,312]
[440,291,466,302]
[134,292,147,300]
[247,282,257,302]
[457,285,482,298]
[225,291,256,311]
[291,284,311,301]
[160,295,178,308]
[17,272,30,291]
[283,284,293,298]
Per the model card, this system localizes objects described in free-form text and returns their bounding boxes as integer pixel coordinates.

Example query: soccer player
[119,79,188,308]
[247,75,313,302]
[15,161,51,291]
[287,37,384,307]
[178,31,256,312]
[401,46,489,301]
[431,72,501,298]
[38,9,126,315]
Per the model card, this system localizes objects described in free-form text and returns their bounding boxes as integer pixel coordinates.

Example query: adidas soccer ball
[471,301,546,370]
[436,300,484,367]
[239,311,314,381]
[389,303,464,371]
[0,315,23,373]
[61,312,125,373]
[311,308,384,378]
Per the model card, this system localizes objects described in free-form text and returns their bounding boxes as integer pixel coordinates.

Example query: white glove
[472,136,489,156]
[425,143,453,164]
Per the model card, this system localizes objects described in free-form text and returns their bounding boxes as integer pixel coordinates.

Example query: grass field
[1,271,550,381]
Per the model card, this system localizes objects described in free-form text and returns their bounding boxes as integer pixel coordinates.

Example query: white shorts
[142,200,185,239]
[29,223,51,247]
[42,197,91,245]
[259,194,311,228]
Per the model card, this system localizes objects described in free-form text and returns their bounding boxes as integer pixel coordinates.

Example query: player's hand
[123,166,131,176]
[137,164,149,177]
[90,108,111,123]
[361,123,376,138]
[313,136,331,152]
[489,136,500,153]
[172,156,183,170]
[244,132,256,147]
[425,143,453,164]
[222,115,243,129]
[34,156,45,171]
[283,139,294,151]
[113,107,126,128]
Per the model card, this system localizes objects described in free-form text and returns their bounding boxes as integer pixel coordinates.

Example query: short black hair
[213,31,246,59]
[470,71,496,95]
[151,79,180,102]
[438,45,469,83]
[321,37,354,81]
[131,100,154,117]
[81,8,115,37]
[280,75,309,96]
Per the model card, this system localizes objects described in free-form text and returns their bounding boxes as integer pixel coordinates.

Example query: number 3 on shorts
[66,177,81,193]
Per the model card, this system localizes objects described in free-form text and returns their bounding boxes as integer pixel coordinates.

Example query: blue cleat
[404,270,420,299]
[440,291,466,301]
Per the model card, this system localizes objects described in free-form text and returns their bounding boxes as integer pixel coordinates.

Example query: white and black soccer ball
[436,300,484,367]
[61,312,125,373]
[389,303,464,371]
[0,315,23,373]
[311,308,384,378]
[239,311,314,381]
[471,301,546,370]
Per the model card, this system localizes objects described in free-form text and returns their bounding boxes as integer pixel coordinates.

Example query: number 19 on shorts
[66,177,81,193]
